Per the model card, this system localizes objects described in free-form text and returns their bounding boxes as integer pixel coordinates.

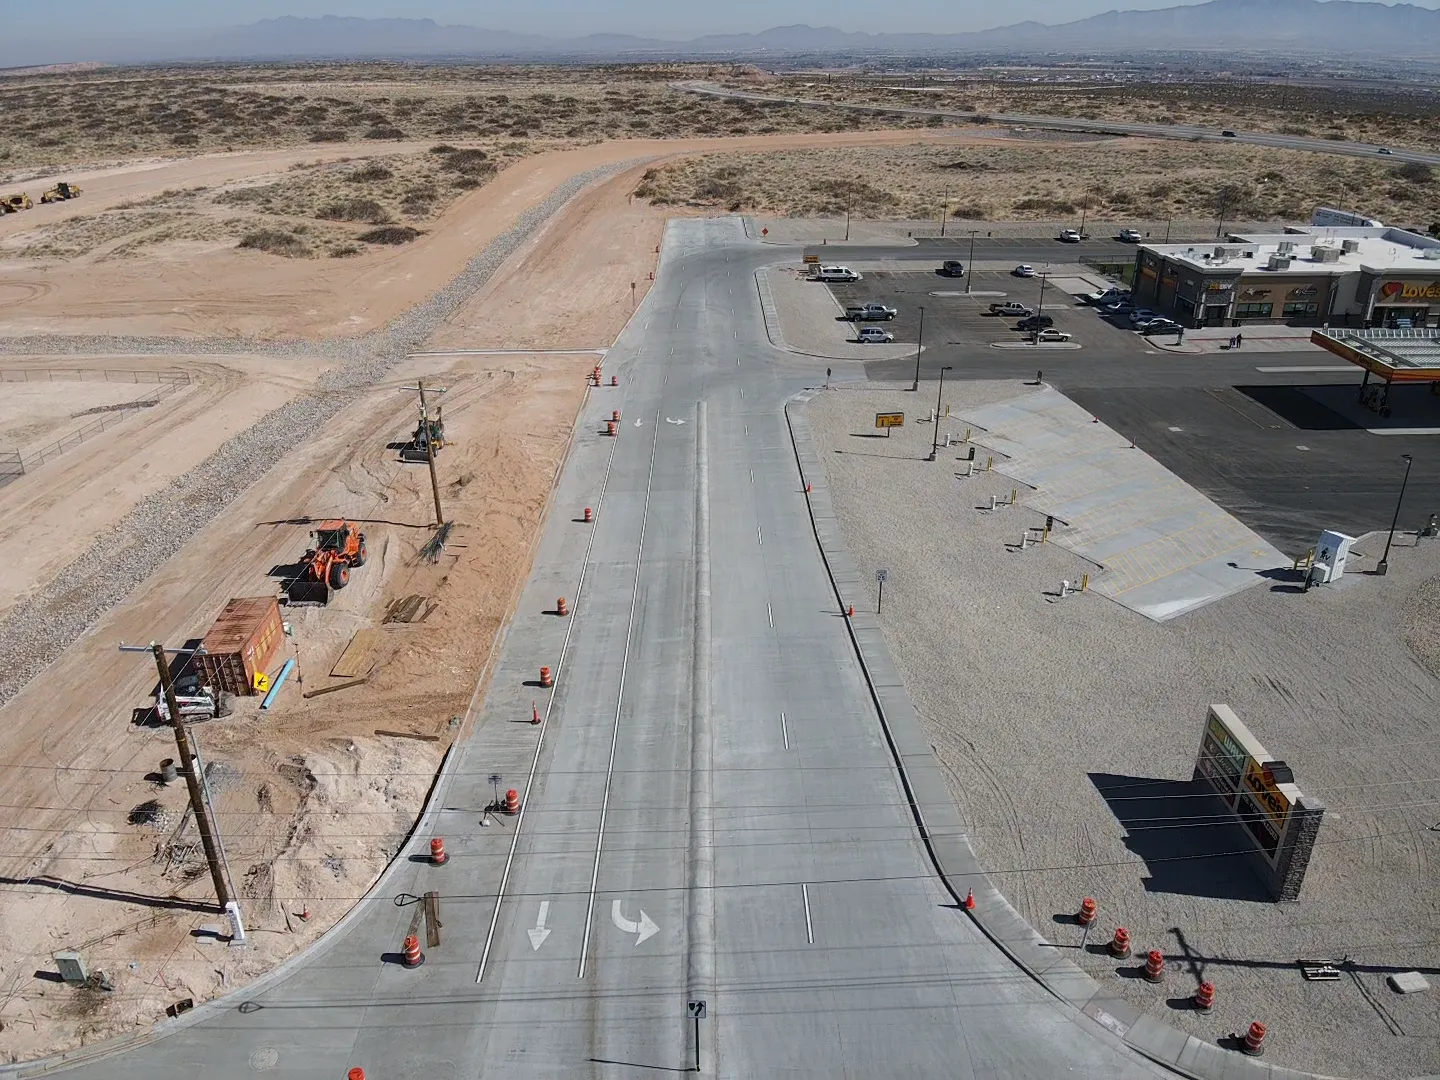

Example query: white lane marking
[666,417,687,425]
[634,418,643,427]
[1254,365,1353,373]
[611,899,660,945]
[749,469,753,483]
[781,711,789,750]
[739,388,744,399]
[766,602,773,628]
[476,399,625,983]
[527,901,552,951]
[757,526,763,547]
[744,424,748,436]
[578,414,662,978]
[802,884,814,944]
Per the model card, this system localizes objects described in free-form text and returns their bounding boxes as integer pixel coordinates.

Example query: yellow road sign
[875,412,904,429]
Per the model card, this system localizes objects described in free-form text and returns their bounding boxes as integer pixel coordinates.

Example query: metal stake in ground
[1376,452,1414,576]
[876,568,888,613]
[119,643,232,911]
[688,1000,706,1073]
[928,366,953,461]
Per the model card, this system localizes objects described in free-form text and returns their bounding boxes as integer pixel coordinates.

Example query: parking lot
[824,268,1154,353]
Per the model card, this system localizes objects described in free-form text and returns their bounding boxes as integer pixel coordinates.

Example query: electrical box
[55,951,88,985]
[1311,530,1355,584]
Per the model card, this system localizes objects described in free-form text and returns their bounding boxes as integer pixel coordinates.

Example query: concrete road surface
[680,81,1440,166]
[29,221,1172,1079]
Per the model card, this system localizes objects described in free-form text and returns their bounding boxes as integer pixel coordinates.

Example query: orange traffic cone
[531,701,541,725]
[429,837,448,865]
[963,889,976,910]
[401,933,424,968]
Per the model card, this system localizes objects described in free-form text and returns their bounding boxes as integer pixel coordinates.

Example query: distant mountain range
[6,0,1440,67]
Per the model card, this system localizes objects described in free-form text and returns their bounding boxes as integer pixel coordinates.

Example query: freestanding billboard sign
[1193,705,1324,901]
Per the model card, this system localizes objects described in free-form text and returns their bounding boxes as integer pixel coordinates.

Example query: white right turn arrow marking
[610,899,660,945]
[527,900,551,951]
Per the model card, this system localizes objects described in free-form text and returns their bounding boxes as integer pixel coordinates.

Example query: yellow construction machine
[0,192,32,214]
[39,181,82,204]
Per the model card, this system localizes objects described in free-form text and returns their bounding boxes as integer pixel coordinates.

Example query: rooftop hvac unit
[1341,239,1360,253]
[1267,254,1293,270]
[1213,245,1229,260]
[1311,246,1341,263]
[1277,241,1295,254]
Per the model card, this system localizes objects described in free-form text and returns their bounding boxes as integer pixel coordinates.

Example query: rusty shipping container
[197,597,284,697]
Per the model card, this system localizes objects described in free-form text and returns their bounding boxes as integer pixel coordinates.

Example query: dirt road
[0,129,1022,341]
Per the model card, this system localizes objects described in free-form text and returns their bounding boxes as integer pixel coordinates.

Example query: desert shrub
[329,243,363,258]
[1012,197,1076,215]
[358,225,421,244]
[364,126,406,140]
[316,198,390,224]
[441,148,489,172]
[1395,161,1433,183]
[172,133,199,147]
[348,162,392,182]
[950,204,989,219]
[308,129,348,142]
[1278,124,1312,136]
[238,229,308,257]
[429,144,457,154]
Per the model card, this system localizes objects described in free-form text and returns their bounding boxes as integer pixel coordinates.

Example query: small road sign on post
[688,1000,707,1072]
[874,412,904,438]
[876,569,888,613]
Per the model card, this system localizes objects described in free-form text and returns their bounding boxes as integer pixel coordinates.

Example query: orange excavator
[287,519,367,604]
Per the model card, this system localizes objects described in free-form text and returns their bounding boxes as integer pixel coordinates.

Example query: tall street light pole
[911,306,925,392]
[966,230,977,294]
[928,366,953,460]
[844,186,852,242]
[1376,452,1415,576]
[940,186,949,237]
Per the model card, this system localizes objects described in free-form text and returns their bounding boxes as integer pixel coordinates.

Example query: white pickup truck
[154,672,234,722]
[989,301,1034,317]
[844,302,897,321]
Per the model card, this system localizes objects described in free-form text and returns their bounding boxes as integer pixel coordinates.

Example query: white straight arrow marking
[611,900,660,945]
[527,901,551,950]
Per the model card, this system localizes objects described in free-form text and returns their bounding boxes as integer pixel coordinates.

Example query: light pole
[928,366,953,460]
[1216,187,1232,239]
[911,306,925,391]
[1078,191,1089,239]
[1034,269,1049,343]
[1376,453,1414,576]
[966,230,977,294]
[1164,216,1172,243]
[844,185,852,242]
[940,186,949,237]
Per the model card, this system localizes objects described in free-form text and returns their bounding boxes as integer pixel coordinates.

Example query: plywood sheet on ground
[330,627,378,678]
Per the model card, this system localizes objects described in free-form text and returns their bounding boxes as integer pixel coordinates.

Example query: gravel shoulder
[804,380,1440,1080]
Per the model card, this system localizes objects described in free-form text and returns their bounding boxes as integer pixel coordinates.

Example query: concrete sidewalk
[1150,326,1331,356]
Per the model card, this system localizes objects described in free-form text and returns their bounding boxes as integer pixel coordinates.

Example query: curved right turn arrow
[610,899,659,945]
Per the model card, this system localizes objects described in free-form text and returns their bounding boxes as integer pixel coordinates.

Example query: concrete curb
[753,267,921,363]
[782,392,1346,1080]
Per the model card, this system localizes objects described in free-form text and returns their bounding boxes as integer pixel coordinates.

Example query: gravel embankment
[0,162,632,706]
[805,381,1440,1080]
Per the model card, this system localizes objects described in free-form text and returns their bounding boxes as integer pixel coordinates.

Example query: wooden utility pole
[120,643,231,909]
[401,381,448,527]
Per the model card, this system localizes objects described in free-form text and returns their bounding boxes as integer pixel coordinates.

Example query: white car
[1034,328,1072,342]
[1013,264,1036,277]
[1087,285,1131,305]
[1117,229,1143,243]
[856,326,895,343]
[1058,229,1082,243]
[815,265,861,282]
[1127,308,1160,325]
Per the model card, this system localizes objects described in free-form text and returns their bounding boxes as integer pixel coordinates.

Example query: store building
[1130,225,1440,329]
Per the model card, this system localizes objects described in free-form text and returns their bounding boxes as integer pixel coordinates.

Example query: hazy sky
[15,0,1437,39]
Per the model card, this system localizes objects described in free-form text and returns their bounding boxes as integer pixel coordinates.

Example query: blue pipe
[260,657,296,711]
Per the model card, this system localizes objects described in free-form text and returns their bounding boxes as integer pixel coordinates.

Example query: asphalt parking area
[826,271,1150,353]
[1062,382,1440,554]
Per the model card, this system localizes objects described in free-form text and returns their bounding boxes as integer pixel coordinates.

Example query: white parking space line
[780,711,789,749]
[801,884,814,944]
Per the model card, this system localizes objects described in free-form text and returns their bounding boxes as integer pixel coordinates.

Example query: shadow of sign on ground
[1088,772,1273,904]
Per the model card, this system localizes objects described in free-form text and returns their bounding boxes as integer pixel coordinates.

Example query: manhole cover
[249,1046,279,1070]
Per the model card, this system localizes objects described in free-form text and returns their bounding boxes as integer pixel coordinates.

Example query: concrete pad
[961,387,1289,621]
[1388,971,1431,994]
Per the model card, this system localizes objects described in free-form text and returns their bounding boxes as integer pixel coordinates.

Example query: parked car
[1132,314,1174,329]
[1058,229,1083,243]
[1139,319,1183,335]
[844,302,897,321]
[1087,285,1131,305]
[1103,300,1137,315]
[1117,228,1143,243]
[815,265,861,282]
[1034,328,1072,342]
[1013,264,1036,277]
[856,326,895,343]
[1221,129,1238,137]
[1126,308,1160,325]
[1017,314,1055,331]
[989,301,1034,317]
[940,260,965,277]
